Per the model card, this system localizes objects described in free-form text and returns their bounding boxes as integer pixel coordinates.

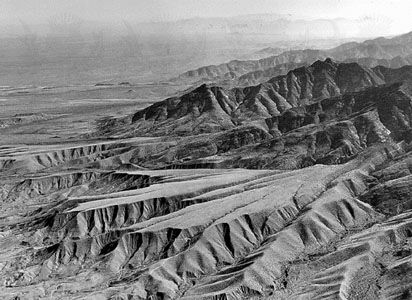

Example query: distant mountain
[135,15,363,40]
[343,56,412,68]
[176,31,412,86]
[235,61,307,86]
[233,55,412,87]
[244,47,287,60]
[331,33,412,60]
[176,49,327,84]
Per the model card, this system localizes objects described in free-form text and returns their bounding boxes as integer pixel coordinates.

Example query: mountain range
[176,31,412,87]
[6,57,409,299]
[4,27,412,300]
[93,58,412,172]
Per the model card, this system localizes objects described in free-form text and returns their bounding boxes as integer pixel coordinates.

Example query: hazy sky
[1,0,411,34]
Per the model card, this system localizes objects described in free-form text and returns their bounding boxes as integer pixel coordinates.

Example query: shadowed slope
[128,59,388,137]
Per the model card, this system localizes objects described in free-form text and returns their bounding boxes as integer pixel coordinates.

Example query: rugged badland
[2,29,412,300]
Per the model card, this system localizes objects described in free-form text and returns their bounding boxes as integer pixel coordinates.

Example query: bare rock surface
[2,59,412,300]
[1,139,412,299]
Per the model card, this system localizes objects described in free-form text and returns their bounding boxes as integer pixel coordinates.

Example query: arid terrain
[2,13,412,300]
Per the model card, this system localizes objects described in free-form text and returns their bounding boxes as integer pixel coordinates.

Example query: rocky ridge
[175,31,412,87]
[2,58,412,299]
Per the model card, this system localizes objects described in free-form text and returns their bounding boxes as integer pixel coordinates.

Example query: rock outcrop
[3,51,412,300]
[3,140,412,299]
[130,60,391,137]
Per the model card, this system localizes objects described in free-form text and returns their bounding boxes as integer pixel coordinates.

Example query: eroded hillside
[2,59,412,300]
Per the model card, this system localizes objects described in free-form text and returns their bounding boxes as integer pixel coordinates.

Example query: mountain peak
[193,83,211,92]
[310,58,339,71]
